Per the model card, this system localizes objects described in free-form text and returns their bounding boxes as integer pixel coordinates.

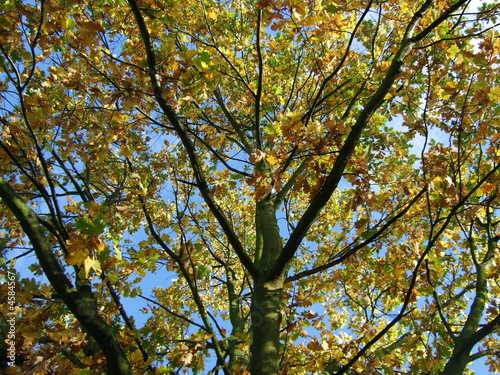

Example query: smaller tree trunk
[0,177,134,375]
[442,260,488,375]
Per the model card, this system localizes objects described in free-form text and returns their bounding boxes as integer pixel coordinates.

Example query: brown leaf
[249,150,266,164]
[25,356,51,375]
[256,0,273,9]
[80,20,105,33]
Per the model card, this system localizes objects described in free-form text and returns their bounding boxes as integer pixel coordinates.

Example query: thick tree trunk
[249,198,285,374]
[442,355,469,375]
[249,279,284,375]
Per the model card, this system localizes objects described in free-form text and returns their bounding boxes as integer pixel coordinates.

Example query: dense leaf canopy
[0,0,499,374]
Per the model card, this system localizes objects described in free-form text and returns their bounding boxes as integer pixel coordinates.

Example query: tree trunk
[250,198,285,374]
[442,355,469,375]
[249,279,284,375]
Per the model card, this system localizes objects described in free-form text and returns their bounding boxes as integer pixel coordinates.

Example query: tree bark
[249,279,284,375]
[250,198,285,374]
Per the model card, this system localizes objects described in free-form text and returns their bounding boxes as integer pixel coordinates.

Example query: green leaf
[75,215,106,235]
[361,227,378,240]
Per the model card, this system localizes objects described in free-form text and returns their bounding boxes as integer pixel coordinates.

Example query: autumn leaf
[80,20,105,33]
[256,0,273,9]
[488,87,500,102]
[65,248,89,267]
[249,150,266,164]
[83,257,102,277]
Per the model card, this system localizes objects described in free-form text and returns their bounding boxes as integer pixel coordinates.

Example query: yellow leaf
[447,45,460,57]
[207,10,217,20]
[122,96,141,111]
[306,340,323,351]
[183,49,198,61]
[64,195,80,213]
[394,265,405,279]
[488,87,500,102]
[22,331,39,348]
[82,357,94,366]
[113,243,123,260]
[130,350,144,364]
[66,233,93,266]
[379,60,392,71]
[120,145,133,158]
[445,81,458,90]
[84,257,101,277]
[266,154,279,166]
[66,248,89,266]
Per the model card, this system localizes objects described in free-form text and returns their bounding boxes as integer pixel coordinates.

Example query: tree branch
[0,176,133,375]
[126,0,257,278]
[271,0,436,280]
[255,8,264,149]
[139,295,209,332]
[286,187,426,283]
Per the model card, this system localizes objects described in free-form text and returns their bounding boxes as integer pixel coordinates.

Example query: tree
[0,0,499,374]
